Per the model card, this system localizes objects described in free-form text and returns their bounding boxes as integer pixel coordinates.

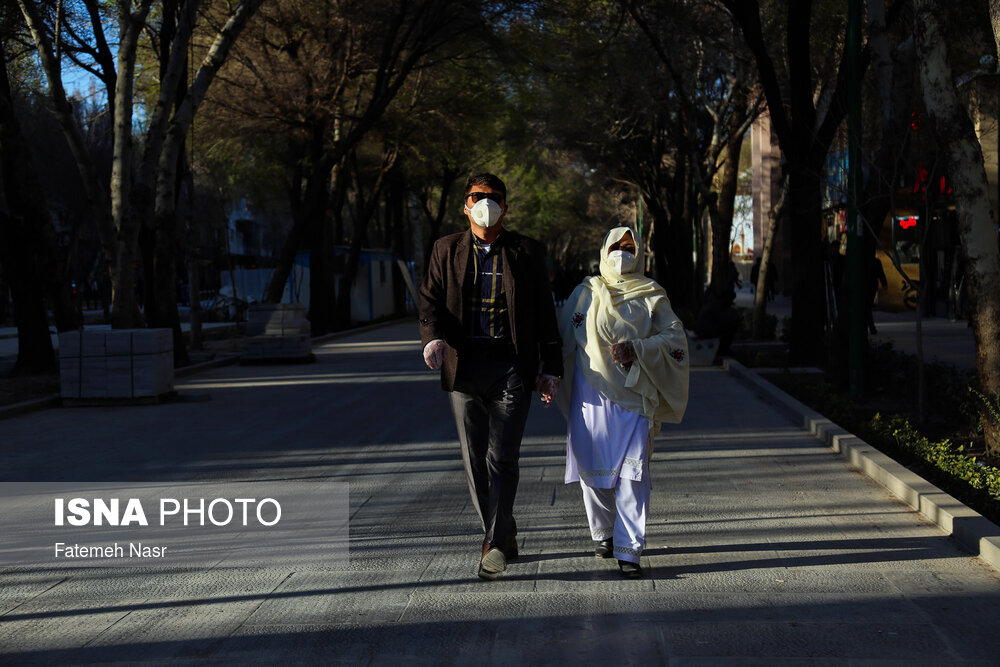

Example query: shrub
[865,413,1000,521]
[969,388,1000,437]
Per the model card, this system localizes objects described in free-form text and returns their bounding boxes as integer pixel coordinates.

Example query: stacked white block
[60,329,174,399]
[243,303,312,361]
[685,329,720,367]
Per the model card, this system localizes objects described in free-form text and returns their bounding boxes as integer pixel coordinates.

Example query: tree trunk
[181,165,203,350]
[0,53,78,330]
[304,149,337,335]
[109,1,153,329]
[990,0,1000,65]
[915,0,1000,455]
[0,60,58,374]
[264,157,307,304]
[264,218,303,304]
[786,166,828,365]
[679,158,696,308]
[648,158,695,311]
[0,202,55,374]
[753,178,787,339]
[20,0,148,329]
[387,173,407,315]
[335,223,365,330]
[709,125,745,296]
[0,198,54,379]
[335,150,396,329]
[645,195,671,300]
[695,199,709,301]
[0,229,54,376]
[421,170,457,270]
[647,197,668,288]
[308,219,336,335]
[145,2,191,366]
[916,229,927,424]
[17,0,121,322]
[149,207,189,366]
[141,0,264,357]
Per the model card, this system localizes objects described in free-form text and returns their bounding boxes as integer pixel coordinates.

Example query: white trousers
[580,472,651,564]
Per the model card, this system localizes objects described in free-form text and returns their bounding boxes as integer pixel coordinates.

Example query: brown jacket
[419,228,563,391]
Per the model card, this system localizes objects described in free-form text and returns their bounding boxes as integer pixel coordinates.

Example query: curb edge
[722,357,1000,573]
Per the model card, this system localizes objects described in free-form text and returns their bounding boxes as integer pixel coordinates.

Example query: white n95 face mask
[607,250,637,273]
[468,198,504,228]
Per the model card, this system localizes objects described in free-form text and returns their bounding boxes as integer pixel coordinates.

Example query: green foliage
[4,49,46,98]
[866,413,1000,519]
[500,155,596,247]
[969,388,1000,431]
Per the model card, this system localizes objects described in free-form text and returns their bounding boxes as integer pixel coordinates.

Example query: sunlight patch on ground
[655,431,803,443]
[318,340,421,354]
[178,371,436,390]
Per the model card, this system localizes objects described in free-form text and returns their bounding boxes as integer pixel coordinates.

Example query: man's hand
[536,374,561,405]
[423,339,446,370]
[610,341,636,365]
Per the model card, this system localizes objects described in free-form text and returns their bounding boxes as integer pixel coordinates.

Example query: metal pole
[637,196,643,240]
[847,0,864,397]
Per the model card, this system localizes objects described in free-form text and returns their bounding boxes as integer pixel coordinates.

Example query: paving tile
[243,571,413,626]
[0,598,139,653]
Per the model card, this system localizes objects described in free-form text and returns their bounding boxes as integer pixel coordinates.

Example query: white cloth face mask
[607,250,637,273]
[467,198,504,228]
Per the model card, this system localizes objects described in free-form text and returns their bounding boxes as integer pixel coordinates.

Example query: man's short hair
[465,173,507,199]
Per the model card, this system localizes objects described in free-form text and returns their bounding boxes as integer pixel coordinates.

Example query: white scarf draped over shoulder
[557,227,690,432]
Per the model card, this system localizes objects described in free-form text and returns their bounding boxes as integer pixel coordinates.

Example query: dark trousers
[448,357,532,546]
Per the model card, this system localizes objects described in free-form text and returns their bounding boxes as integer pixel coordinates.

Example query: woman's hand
[536,374,561,405]
[610,341,636,365]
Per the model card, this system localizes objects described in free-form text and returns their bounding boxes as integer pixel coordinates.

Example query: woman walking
[557,227,689,578]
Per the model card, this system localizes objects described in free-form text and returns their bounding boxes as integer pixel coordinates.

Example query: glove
[423,339,446,370]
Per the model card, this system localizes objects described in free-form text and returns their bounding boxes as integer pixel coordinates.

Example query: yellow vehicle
[875,210,921,312]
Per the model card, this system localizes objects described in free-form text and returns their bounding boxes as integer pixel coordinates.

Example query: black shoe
[478,547,506,580]
[618,559,643,579]
[594,538,614,559]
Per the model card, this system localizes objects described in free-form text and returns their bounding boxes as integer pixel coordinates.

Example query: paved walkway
[732,288,977,371]
[870,313,977,371]
[1,322,999,663]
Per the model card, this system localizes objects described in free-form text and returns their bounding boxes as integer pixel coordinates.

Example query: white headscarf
[557,226,689,429]
[597,227,661,304]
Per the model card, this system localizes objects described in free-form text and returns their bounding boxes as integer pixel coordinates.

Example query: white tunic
[565,359,650,489]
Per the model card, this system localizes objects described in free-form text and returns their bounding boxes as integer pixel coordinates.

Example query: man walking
[419,173,562,580]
